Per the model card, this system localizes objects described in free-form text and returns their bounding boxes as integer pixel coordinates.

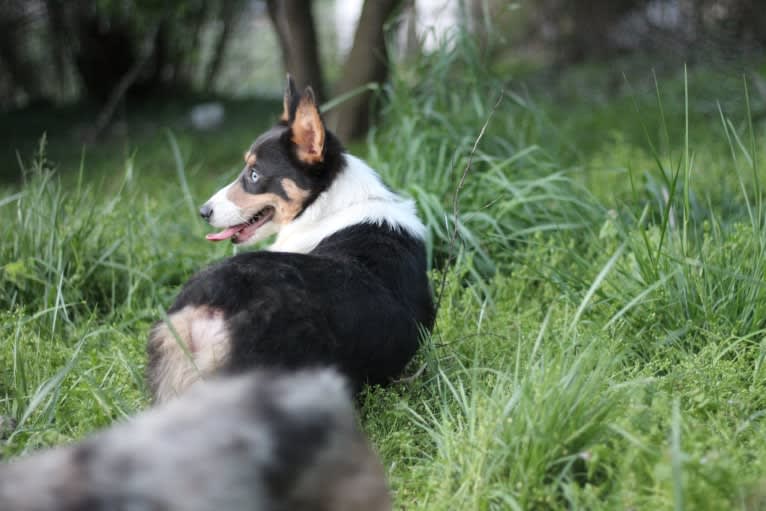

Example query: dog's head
[200,75,343,245]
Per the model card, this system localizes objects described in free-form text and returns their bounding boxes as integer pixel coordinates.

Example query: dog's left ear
[290,87,325,164]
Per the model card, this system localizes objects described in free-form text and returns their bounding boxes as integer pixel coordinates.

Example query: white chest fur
[269,154,425,254]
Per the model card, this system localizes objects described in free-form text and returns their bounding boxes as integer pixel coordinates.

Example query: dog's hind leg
[146,305,230,404]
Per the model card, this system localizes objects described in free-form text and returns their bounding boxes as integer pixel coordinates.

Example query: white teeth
[249,208,269,224]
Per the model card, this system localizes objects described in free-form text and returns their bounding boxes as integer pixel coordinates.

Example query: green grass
[2,35,766,510]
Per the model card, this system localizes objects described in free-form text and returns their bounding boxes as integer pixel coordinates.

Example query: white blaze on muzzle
[204,180,245,229]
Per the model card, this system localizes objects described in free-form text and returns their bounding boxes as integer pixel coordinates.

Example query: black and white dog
[0,369,391,511]
[147,76,435,403]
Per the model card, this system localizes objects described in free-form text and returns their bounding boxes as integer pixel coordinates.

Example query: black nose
[199,203,213,221]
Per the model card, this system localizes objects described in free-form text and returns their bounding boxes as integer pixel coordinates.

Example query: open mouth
[205,206,276,244]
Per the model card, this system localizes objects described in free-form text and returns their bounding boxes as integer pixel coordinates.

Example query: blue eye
[250,169,259,182]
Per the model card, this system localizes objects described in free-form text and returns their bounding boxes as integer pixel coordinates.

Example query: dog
[0,369,391,511]
[147,76,435,404]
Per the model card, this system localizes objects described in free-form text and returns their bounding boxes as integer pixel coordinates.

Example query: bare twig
[84,24,161,143]
[390,91,504,385]
[434,90,504,315]
[392,362,427,384]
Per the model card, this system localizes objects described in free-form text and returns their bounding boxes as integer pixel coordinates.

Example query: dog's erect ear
[281,74,298,122]
[290,87,325,164]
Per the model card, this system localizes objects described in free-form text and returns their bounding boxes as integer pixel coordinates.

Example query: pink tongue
[205,225,243,242]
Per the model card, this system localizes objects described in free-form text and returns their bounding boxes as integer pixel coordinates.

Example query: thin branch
[434,89,504,315]
[392,362,427,384]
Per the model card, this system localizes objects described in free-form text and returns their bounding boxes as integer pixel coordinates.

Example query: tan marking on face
[147,306,230,404]
[279,178,311,222]
[223,177,310,225]
[245,152,257,167]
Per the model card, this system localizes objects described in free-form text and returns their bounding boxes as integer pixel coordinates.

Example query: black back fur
[160,223,434,390]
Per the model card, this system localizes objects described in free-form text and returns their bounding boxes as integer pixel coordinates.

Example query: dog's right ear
[281,74,299,123]
[290,87,325,165]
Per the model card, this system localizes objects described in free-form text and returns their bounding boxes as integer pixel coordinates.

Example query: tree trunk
[178,2,209,90]
[44,0,71,101]
[557,0,643,63]
[266,0,325,101]
[72,9,137,102]
[467,0,490,51]
[737,0,766,48]
[0,4,41,101]
[204,1,237,92]
[327,0,402,142]
[85,23,162,143]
